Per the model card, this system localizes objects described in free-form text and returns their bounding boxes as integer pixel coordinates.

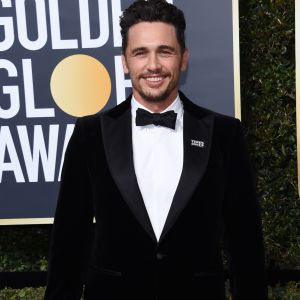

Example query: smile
[145,77,164,82]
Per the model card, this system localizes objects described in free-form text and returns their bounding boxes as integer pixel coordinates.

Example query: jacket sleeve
[223,119,268,300]
[44,118,94,300]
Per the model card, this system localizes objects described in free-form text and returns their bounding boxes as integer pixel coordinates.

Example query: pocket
[192,270,226,299]
[85,266,124,300]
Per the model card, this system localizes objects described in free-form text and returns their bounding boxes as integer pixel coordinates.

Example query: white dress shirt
[131,95,184,241]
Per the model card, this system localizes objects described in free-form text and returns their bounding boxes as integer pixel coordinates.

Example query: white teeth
[145,77,163,82]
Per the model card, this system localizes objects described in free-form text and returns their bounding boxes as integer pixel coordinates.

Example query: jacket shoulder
[213,111,240,134]
[181,94,242,152]
[180,91,239,132]
[75,112,101,136]
[74,98,131,138]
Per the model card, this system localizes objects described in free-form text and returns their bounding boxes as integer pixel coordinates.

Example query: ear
[121,54,129,74]
[180,48,189,72]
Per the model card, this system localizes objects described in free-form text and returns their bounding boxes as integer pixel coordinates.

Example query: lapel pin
[191,139,205,148]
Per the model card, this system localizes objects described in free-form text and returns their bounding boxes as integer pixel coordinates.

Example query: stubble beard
[134,73,179,104]
[138,87,173,103]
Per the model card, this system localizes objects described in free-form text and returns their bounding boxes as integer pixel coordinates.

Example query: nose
[147,53,161,72]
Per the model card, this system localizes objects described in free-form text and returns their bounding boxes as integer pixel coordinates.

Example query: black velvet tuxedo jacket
[45,92,268,300]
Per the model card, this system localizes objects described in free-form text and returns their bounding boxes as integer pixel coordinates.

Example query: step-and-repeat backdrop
[0,0,240,224]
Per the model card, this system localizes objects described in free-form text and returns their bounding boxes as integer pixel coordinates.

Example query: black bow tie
[135,108,177,130]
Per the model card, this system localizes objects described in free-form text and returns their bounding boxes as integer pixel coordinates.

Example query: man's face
[122,22,188,104]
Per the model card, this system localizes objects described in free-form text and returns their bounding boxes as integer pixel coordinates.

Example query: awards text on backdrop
[1,0,172,184]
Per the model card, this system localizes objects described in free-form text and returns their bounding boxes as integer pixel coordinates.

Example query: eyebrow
[130,45,177,55]
[157,45,177,52]
[131,47,147,55]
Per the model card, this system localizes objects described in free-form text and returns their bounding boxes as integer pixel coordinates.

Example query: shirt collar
[131,94,183,131]
[131,94,183,116]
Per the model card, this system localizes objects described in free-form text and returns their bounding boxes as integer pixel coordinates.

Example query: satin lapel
[100,100,156,242]
[159,106,215,243]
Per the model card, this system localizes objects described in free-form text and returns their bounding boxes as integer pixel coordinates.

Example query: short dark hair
[120,0,186,54]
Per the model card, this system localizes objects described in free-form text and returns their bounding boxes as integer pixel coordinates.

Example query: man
[45,1,268,299]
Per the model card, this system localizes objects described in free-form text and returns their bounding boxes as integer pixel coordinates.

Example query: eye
[134,51,146,57]
[160,50,173,57]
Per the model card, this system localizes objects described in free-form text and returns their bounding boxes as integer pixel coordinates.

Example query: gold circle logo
[50,54,111,117]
